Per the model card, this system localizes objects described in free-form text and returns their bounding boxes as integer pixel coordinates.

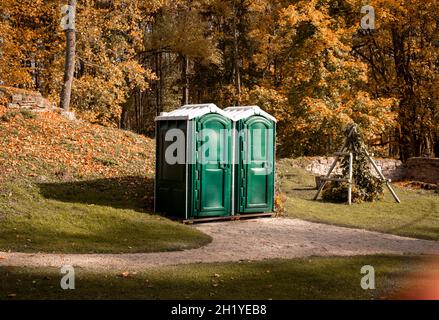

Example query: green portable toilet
[224,106,276,215]
[155,104,233,220]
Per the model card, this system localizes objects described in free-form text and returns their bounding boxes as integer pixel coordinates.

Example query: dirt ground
[0,218,438,271]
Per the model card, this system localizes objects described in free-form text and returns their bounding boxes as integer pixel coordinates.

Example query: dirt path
[1,218,438,271]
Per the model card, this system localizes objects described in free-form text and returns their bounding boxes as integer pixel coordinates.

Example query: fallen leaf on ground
[119,271,130,278]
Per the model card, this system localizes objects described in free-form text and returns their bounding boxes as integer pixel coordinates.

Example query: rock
[60,110,76,121]
[37,175,48,183]
[1,86,55,111]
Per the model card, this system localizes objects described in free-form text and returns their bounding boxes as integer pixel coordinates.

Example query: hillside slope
[0,106,155,181]
[0,106,211,253]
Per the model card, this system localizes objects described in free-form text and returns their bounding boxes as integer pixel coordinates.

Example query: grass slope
[0,106,154,180]
[0,107,210,253]
[278,159,439,240]
[0,256,425,300]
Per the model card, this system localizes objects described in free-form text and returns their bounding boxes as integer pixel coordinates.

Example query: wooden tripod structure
[313,124,401,205]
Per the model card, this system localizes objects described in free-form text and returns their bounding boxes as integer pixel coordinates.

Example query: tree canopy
[0,0,437,159]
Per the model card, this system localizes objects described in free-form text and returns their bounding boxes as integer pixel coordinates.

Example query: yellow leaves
[1,0,161,125]
[303,97,334,120]
[248,0,270,13]
[278,6,300,28]
[249,2,403,151]
[280,0,332,32]
[296,89,397,145]
[121,61,154,91]
[238,86,289,121]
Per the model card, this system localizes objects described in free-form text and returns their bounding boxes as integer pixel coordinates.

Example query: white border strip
[185,120,190,220]
[231,121,236,215]
[154,122,157,212]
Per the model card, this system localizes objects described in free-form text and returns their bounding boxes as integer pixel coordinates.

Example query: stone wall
[289,157,406,182]
[405,158,439,184]
[0,86,55,111]
[289,156,439,184]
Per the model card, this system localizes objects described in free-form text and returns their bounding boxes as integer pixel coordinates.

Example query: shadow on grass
[38,176,154,213]
[0,213,210,254]
[0,256,418,299]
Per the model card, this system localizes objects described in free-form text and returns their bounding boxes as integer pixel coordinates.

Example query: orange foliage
[0,107,154,181]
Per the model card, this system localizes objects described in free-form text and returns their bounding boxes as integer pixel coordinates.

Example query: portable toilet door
[224,106,276,214]
[155,104,233,220]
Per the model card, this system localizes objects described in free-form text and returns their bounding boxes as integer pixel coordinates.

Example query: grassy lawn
[0,255,425,300]
[278,160,439,240]
[0,111,211,254]
[0,179,211,253]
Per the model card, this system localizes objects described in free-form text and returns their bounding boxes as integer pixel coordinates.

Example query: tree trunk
[434,138,439,158]
[182,55,189,105]
[391,28,419,161]
[60,0,77,111]
[155,51,163,115]
[232,0,241,104]
[120,103,129,129]
[134,89,140,131]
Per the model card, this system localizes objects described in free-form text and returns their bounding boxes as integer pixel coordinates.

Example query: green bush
[0,111,19,122]
[0,109,37,122]
[322,181,361,203]
[19,109,38,119]
[322,125,384,203]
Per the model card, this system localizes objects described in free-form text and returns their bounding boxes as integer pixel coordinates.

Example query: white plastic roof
[155,104,230,121]
[155,104,277,122]
[224,106,277,122]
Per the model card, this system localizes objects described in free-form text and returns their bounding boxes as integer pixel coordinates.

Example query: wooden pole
[313,153,341,200]
[313,123,400,204]
[348,152,353,205]
[313,126,356,200]
[362,148,401,203]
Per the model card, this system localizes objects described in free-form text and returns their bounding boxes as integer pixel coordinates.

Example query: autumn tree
[241,0,396,156]
[119,0,221,134]
[0,0,62,91]
[144,1,221,105]
[70,0,160,125]
[352,0,439,159]
[1,0,437,159]
[0,0,161,126]
[0,1,32,86]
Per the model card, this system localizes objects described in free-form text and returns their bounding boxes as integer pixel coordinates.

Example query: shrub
[0,111,19,122]
[19,109,37,119]
[322,125,384,203]
[0,109,37,122]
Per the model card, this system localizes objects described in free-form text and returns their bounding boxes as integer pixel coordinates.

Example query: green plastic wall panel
[235,116,275,214]
[189,113,232,218]
[155,120,187,218]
